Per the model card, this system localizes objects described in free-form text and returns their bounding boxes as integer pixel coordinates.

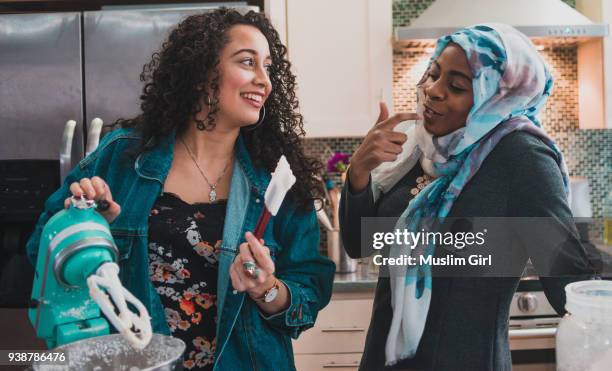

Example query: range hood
[395,0,608,41]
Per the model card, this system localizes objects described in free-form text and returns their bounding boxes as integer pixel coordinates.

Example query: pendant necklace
[180,138,231,202]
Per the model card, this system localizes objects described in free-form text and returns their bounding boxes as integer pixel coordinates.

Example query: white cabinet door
[294,353,362,371]
[575,0,610,128]
[292,297,373,354]
[284,0,393,137]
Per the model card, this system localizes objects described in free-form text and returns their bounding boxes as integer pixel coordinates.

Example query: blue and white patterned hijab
[378,23,570,365]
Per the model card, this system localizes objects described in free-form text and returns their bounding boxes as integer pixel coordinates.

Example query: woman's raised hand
[348,102,419,192]
[64,176,121,224]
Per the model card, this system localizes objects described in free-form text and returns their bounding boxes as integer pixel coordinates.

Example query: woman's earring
[243,106,266,131]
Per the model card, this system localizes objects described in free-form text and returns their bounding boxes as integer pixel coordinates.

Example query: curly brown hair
[114,8,323,210]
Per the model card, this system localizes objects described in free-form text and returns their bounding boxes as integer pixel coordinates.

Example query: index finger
[375,101,389,125]
[239,241,255,265]
[376,112,420,130]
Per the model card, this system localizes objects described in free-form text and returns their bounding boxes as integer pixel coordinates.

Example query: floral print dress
[148,192,227,370]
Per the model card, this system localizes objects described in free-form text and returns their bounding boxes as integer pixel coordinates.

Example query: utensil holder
[327,229,357,273]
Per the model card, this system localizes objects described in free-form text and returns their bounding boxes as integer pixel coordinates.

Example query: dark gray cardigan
[340,131,596,371]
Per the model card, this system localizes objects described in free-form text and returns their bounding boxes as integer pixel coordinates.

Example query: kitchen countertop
[333,263,378,292]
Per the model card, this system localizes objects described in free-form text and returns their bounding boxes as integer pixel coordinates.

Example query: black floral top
[148,192,227,370]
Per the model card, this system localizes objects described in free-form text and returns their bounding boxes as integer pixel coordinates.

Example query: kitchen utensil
[314,199,334,231]
[87,262,152,349]
[29,196,151,349]
[316,174,332,208]
[253,155,296,239]
[327,229,357,273]
[328,187,341,230]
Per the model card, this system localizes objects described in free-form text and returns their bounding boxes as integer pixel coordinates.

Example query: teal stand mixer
[28,196,152,349]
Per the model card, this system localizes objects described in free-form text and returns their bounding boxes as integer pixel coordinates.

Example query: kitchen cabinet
[576,0,612,129]
[265,0,393,137]
[295,283,558,370]
[294,353,362,371]
[292,291,373,370]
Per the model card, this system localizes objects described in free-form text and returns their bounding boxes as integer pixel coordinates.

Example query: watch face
[264,287,279,303]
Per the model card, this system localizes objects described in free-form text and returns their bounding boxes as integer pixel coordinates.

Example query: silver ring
[242,260,260,279]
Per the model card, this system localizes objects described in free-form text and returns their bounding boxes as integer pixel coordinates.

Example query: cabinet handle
[321,327,365,333]
[59,120,76,183]
[85,117,104,156]
[509,328,556,339]
[323,361,359,368]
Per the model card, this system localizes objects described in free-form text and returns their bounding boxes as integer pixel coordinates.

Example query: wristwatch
[257,279,280,303]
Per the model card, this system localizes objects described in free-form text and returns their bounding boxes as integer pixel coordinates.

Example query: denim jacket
[26,127,336,370]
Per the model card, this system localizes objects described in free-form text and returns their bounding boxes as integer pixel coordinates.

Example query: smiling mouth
[424,104,442,116]
[240,93,263,104]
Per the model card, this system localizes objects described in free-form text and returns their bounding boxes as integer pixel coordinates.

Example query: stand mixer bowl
[33,333,185,371]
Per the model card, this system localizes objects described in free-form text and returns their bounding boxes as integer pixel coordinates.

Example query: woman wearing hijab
[340,23,596,370]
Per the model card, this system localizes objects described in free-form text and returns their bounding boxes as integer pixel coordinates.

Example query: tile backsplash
[304,0,611,244]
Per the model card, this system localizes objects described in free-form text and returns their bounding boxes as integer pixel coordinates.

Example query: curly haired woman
[26,9,335,370]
